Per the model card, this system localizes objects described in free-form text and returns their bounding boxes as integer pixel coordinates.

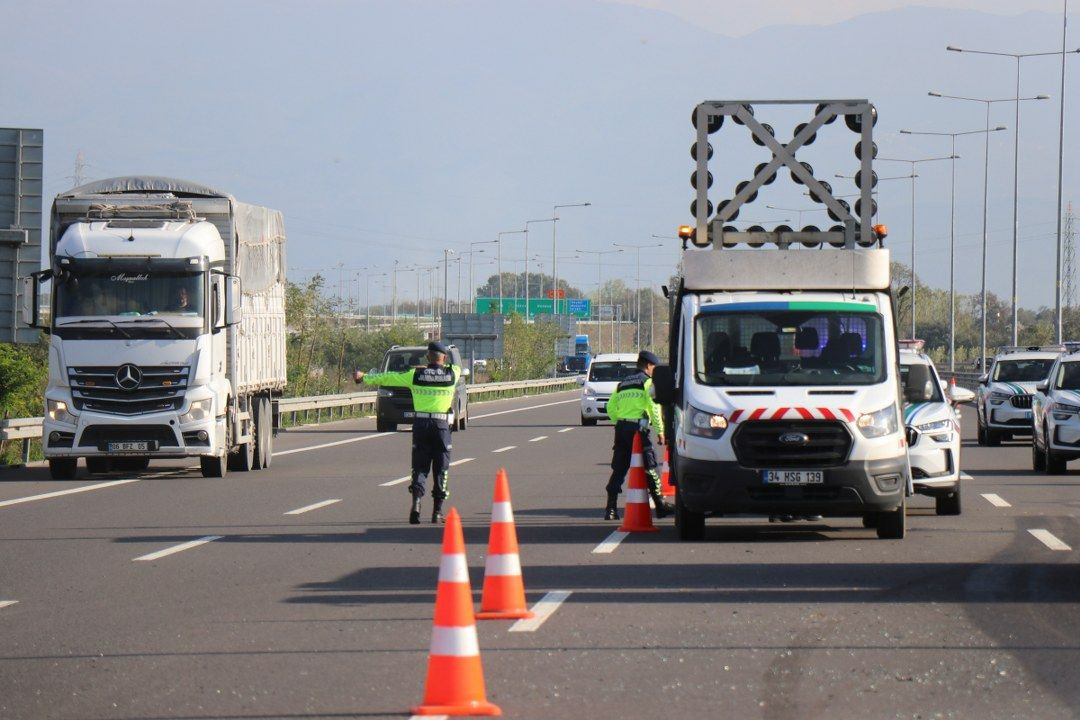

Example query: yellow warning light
[873,224,889,239]
[677,225,694,240]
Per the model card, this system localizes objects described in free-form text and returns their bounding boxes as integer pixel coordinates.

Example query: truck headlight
[46,399,77,425]
[857,403,899,438]
[687,405,728,438]
[989,391,1011,406]
[180,398,213,424]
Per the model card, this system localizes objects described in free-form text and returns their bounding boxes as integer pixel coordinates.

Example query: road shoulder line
[1028,528,1072,551]
[592,530,629,554]
[509,590,573,632]
[981,493,1011,508]
[284,499,341,515]
[132,535,224,562]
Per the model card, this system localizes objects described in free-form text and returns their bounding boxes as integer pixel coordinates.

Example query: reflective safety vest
[606,371,662,428]
[363,363,459,414]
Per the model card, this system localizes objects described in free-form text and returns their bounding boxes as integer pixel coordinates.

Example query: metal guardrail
[0,377,580,464]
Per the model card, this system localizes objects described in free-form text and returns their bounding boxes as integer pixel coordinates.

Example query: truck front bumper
[675,456,908,516]
[42,412,225,459]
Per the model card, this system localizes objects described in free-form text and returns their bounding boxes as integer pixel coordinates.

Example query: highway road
[0,390,1077,719]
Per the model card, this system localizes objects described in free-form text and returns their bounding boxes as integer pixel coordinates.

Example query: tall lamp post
[613,241,663,346]
[525,218,557,321]
[469,239,497,310]
[946,45,1060,343]
[930,91,1049,357]
[869,159,956,338]
[361,270,386,330]
[553,202,590,314]
[496,229,526,315]
[900,126,1006,372]
[577,248,623,353]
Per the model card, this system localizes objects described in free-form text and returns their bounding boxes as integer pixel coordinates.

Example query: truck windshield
[694,308,886,387]
[589,361,638,382]
[55,271,204,320]
[993,359,1054,383]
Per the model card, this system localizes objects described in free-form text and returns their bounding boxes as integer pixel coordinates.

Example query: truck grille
[732,420,853,469]
[1010,394,1032,409]
[68,365,189,416]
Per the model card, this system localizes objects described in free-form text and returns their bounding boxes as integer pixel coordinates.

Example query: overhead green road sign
[475,297,591,318]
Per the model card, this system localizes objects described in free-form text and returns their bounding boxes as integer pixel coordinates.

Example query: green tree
[489,314,562,381]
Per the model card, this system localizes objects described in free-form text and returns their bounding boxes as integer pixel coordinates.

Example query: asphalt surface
[0,391,1077,720]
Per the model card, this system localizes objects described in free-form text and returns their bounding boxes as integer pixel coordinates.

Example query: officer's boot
[647,471,673,518]
[431,498,445,524]
[604,492,620,521]
[408,491,422,525]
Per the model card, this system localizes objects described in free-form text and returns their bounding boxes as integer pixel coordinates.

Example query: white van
[578,353,639,425]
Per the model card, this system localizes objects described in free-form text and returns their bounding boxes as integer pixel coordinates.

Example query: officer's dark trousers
[606,419,660,495]
[410,418,451,500]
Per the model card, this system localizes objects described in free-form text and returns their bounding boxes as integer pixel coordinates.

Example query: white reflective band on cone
[491,501,514,523]
[484,553,522,577]
[429,625,481,657]
[630,454,644,468]
[438,553,469,583]
[626,489,648,503]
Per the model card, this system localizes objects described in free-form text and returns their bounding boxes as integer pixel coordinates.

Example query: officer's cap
[428,341,450,356]
[638,350,660,366]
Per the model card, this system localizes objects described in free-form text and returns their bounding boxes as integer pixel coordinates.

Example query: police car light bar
[997,345,1066,355]
[898,339,925,351]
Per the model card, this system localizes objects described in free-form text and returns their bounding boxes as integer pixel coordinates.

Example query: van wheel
[49,458,78,480]
[876,500,906,539]
[86,457,111,475]
[200,454,227,478]
[581,416,598,426]
[935,488,961,516]
[1032,432,1047,471]
[376,419,396,433]
[862,513,879,528]
[459,403,468,430]
[675,488,705,541]
[1046,447,1068,474]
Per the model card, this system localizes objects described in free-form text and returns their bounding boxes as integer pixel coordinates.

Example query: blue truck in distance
[563,334,592,374]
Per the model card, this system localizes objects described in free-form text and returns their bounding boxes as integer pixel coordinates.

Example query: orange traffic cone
[477,469,534,621]
[660,445,675,497]
[411,507,502,717]
[618,432,659,533]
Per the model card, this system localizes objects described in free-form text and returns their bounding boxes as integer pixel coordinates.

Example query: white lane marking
[1028,528,1072,551]
[379,458,475,487]
[492,446,516,453]
[133,535,223,562]
[284,499,341,515]
[529,435,548,442]
[0,478,141,509]
[960,472,974,480]
[470,397,580,420]
[558,427,574,433]
[409,716,448,720]
[592,530,629,554]
[981,493,1011,508]
[275,432,395,457]
[509,590,573,632]
[0,600,18,610]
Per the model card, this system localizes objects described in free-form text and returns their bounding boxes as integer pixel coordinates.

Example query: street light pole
[577,248,623,353]
[392,259,399,324]
[525,218,557,321]
[497,229,526,315]
[553,203,590,314]
[613,241,663,347]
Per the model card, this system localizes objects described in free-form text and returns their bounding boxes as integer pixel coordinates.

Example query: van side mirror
[575,375,586,386]
[652,364,675,405]
[224,275,243,326]
[950,385,976,404]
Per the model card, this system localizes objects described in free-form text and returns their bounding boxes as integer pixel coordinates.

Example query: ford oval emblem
[778,432,809,445]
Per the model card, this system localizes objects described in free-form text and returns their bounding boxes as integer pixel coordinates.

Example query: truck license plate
[763,469,824,485]
[108,442,149,452]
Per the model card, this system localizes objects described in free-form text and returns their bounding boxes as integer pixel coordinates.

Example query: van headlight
[47,399,77,425]
[687,405,728,438]
[181,398,214,424]
[857,403,899,438]
[583,386,596,398]
[377,387,394,397]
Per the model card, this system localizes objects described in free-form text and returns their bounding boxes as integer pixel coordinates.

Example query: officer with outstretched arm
[604,350,672,520]
[354,341,458,524]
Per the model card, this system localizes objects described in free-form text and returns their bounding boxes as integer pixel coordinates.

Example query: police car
[1031,348,1080,473]
[900,342,972,515]
[976,346,1061,446]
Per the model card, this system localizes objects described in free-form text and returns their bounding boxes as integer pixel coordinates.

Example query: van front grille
[732,420,853,469]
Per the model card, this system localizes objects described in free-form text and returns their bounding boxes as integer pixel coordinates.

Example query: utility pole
[69,151,88,187]
[613,241,663,347]
[1065,203,1077,311]
[392,259,399,324]
[525,218,557,321]
[553,202,591,314]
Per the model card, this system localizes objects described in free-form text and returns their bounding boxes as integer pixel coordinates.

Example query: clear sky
[606,0,1060,35]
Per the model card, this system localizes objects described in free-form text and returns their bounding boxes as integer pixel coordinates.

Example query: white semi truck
[654,100,911,540]
[23,176,287,479]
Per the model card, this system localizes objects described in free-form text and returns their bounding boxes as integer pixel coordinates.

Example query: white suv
[976,347,1061,446]
[578,353,639,426]
[1031,350,1080,473]
[900,349,972,515]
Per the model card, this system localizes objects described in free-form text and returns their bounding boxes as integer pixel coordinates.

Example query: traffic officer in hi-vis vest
[354,341,459,524]
[604,350,672,521]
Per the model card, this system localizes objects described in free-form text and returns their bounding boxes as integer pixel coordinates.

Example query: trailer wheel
[253,396,272,470]
[201,454,227,478]
[49,458,78,480]
[228,402,257,472]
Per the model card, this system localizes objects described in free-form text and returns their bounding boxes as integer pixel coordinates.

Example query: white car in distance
[578,353,640,426]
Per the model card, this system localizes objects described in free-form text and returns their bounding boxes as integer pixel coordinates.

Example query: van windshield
[694,305,887,387]
[589,361,638,382]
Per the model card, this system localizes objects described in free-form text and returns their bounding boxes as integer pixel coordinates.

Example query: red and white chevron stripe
[728,407,855,423]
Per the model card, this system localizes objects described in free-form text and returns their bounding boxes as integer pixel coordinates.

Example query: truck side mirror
[652,364,675,405]
[20,275,41,328]
[224,275,243,326]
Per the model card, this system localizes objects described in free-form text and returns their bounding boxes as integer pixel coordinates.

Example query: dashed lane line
[558,427,575,433]
[0,478,141,509]
[1028,528,1072,551]
[379,458,475,487]
[132,535,223,562]
[981,493,1011,508]
[492,446,516,453]
[275,432,395,457]
[509,590,573,632]
[592,530,629,554]
[529,435,548,442]
[469,397,580,420]
[284,499,342,515]
[0,600,18,610]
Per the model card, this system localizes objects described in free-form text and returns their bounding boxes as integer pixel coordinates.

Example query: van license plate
[108,442,149,452]
[763,470,824,485]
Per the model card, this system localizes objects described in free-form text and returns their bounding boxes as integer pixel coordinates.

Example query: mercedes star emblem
[115,364,143,390]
